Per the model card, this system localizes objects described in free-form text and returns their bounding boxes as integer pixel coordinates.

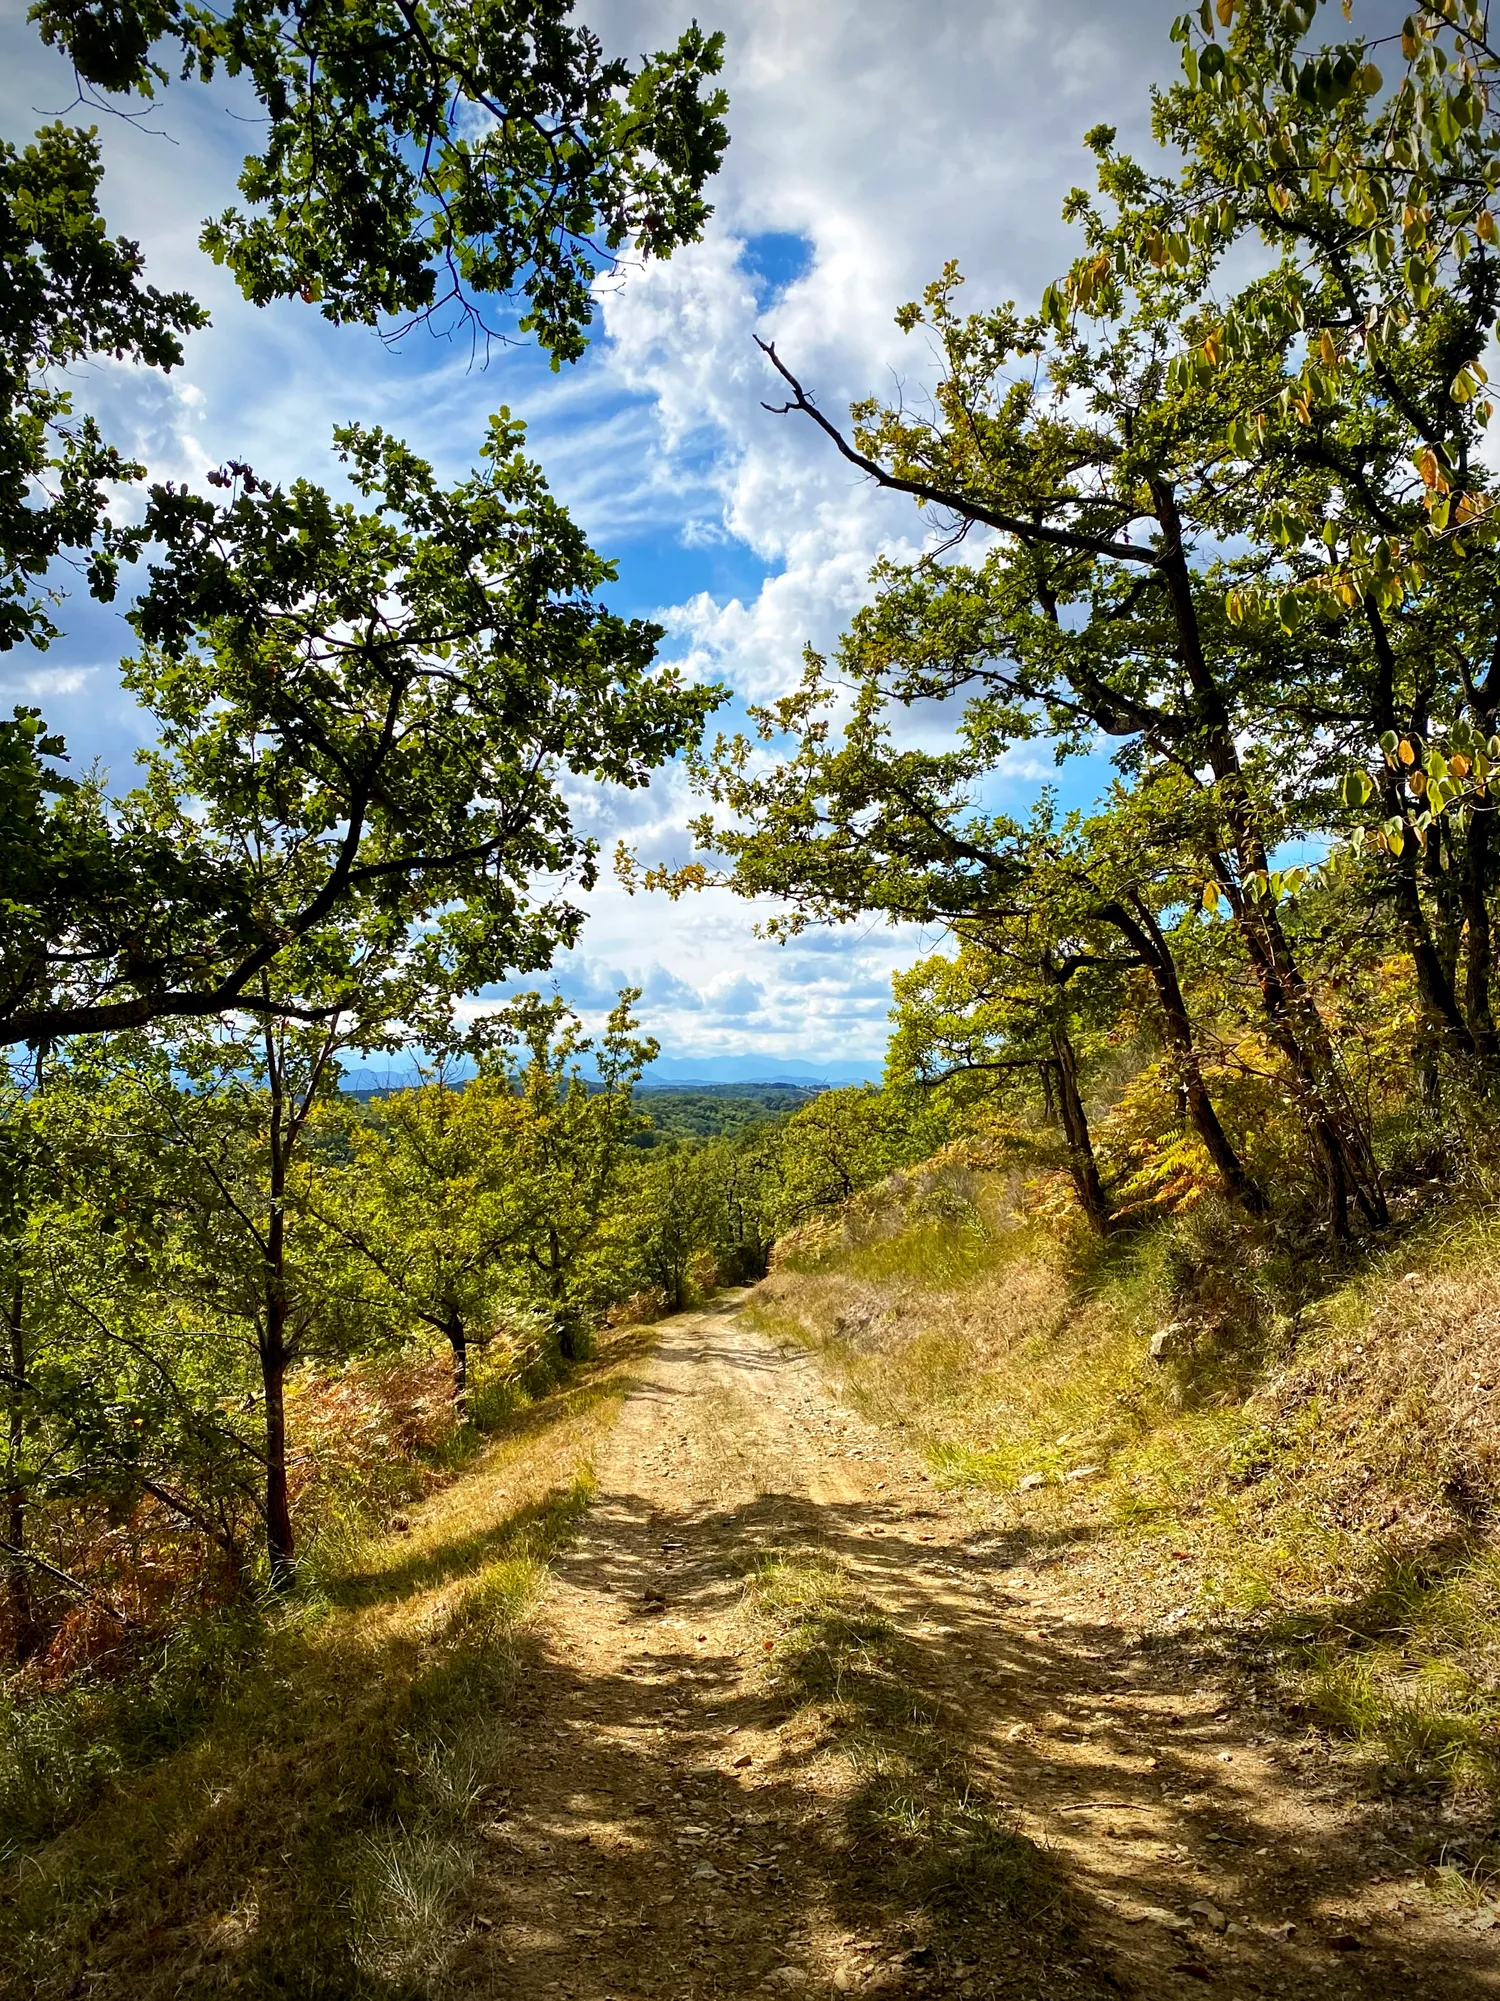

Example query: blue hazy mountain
[637,1053,881,1087]
[340,1051,883,1095]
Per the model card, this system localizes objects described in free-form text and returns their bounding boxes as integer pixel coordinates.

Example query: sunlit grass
[0,1340,638,2001]
[743,1547,1063,1928]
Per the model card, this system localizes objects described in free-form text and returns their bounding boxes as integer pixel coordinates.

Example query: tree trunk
[1463,806,1498,1064]
[1366,600,1479,1061]
[5,1279,35,1662]
[445,1313,468,1415]
[1218,875,1366,1236]
[1049,1026,1112,1238]
[1152,480,1385,1234]
[260,1327,294,1590]
[261,1034,296,1592]
[1102,897,1268,1215]
[1038,1062,1058,1130]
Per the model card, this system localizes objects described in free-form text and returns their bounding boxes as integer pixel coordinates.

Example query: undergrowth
[749,1164,1500,1812]
[0,1339,639,2000]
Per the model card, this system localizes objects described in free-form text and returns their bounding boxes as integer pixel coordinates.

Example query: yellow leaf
[1319,329,1338,365]
[1398,738,1416,765]
[1479,210,1497,244]
[1217,0,1233,22]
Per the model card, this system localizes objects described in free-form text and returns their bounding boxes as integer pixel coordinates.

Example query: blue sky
[2,0,1188,1071]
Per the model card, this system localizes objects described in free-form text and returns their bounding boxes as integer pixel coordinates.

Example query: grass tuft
[745,1547,1064,1928]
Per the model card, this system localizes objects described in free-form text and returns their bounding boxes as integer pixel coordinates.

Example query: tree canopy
[31,0,729,360]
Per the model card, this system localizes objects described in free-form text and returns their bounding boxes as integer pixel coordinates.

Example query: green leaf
[1340,768,1374,808]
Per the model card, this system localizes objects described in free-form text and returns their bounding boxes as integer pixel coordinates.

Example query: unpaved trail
[449,1296,1499,1999]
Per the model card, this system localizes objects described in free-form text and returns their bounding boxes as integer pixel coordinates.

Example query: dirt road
[447,1294,1499,1999]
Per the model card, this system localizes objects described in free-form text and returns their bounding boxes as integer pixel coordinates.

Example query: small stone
[1141,1906,1192,1932]
[1327,1933,1364,1953]
[732,1753,753,1769]
[1018,1472,1047,1492]
[1189,1900,1228,1935]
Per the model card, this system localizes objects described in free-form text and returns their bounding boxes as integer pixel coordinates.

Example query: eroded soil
[449,1295,1499,1999]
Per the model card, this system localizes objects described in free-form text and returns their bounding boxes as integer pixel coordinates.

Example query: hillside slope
[749,1154,1500,1899]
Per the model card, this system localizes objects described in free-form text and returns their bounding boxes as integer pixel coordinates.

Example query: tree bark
[1038,1061,1059,1130]
[5,1279,36,1662]
[1463,806,1498,1063]
[1366,600,1478,1060]
[261,1032,296,1591]
[1049,1026,1112,1238]
[260,1329,294,1590]
[445,1312,468,1415]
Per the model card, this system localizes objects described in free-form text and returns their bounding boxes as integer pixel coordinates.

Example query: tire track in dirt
[449,1295,1500,1999]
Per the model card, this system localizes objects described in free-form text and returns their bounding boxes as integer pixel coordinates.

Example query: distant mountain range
[340,1051,883,1095]
[637,1053,881,1088]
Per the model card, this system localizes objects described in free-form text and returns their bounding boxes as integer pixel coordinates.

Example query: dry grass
[748,1166,1500,1809]
[742,1546,1065,1931]
[0,1333,643,2000]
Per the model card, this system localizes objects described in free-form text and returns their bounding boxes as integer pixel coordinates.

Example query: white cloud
[0,666,92,699]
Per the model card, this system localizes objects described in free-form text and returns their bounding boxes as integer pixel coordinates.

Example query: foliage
[1,0,730,1052]
[662,0,1500,1245]
[2,421,721,1048]
[773,1086,953,1234]
[614,1142,724,1312]
[0,123,204,652]
[32,0,729,362]
[631,1084,816,1145]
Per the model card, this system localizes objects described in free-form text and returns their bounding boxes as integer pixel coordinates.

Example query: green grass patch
[744,1548,1065,1929]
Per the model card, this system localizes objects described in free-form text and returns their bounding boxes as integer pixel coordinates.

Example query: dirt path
[448,1295,1499,1999]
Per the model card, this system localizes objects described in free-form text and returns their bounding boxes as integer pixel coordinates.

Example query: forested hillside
[8,0,1500,1994]
[633,1085,819,1145]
